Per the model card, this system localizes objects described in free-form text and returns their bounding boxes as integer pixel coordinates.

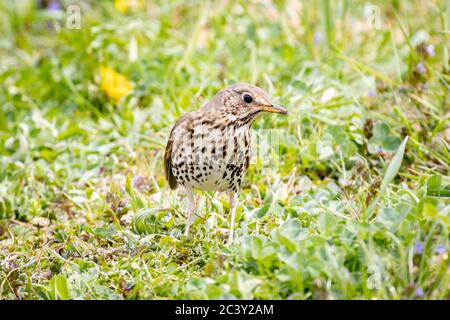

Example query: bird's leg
[227,192,238,245]
[184,189,196,237]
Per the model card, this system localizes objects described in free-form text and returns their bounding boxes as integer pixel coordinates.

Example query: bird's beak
[261,104,288,114]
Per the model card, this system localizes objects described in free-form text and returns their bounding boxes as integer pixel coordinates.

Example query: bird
[164,83,287,244]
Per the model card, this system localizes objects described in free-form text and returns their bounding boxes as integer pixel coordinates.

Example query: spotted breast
[167,108,251,193]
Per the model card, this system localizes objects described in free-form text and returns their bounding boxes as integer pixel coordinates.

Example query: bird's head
[215,83,287,125]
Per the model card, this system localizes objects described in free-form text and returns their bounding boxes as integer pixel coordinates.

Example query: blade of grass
[366,136,409,220]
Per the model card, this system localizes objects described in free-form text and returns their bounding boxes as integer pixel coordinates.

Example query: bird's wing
[164,136,177,190]
[164,113,192,190]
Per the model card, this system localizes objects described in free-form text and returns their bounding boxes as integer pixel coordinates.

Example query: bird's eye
[243,93,253,104]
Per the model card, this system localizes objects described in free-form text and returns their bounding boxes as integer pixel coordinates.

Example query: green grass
[0,0,449,300]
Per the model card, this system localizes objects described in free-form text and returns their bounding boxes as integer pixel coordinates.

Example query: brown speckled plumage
[164,83,287,243]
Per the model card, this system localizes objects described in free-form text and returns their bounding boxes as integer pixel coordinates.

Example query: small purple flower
[435,244,446,255]
[313,32,323,46]
[368,89,376,97]
[48,0,61,11]
[415,288,424,298]
[117,199,129,214]
[425,44,435,57]
[414,242,424,254]
[416,62,426,74]
[132,175,144,186]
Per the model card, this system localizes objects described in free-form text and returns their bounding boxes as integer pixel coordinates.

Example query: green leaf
[125,173,132,194]
[376,206,409,231]
[368,122,401,154]
[383,136,401,151]
[166,262,178,274]
[418,197,438,218]
[380,136,408,190]
[49,275,70,300]
[427,175,442,190]
[328,126,347,144]
[426,188,450,197]
[279,219,307,241]
[253,204,270,218]
[422,202,437,217]
[317,212,338,236]
[366,136,409,219]
[373,123,390,138]
[426,175,450,197]
[272,219,307,251]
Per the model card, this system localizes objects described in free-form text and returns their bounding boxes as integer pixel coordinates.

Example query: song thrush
[164,83,287,244]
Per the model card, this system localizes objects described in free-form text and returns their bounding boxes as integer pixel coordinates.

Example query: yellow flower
[100,66,133,102]
[114,0,145,14]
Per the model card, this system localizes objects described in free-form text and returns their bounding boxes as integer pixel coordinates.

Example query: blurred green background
[0,0,448,299]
